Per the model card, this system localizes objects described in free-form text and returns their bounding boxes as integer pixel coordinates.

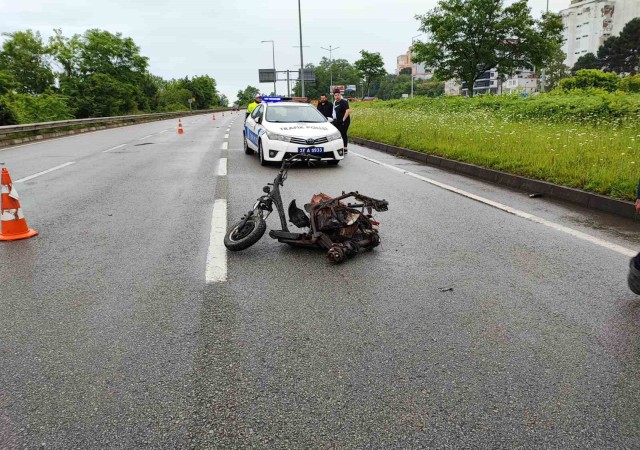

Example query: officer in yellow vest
[246,95,262,118]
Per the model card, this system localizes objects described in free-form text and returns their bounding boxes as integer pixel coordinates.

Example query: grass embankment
[350,91,640,201]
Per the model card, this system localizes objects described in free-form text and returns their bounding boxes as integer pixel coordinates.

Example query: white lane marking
[218,158,227,176]
[159,129,169,134]
[206,199,228,283]
[351,151,637,257]
[138,134,153,140]
[224,133,229,139]
[15,162,76,183]
[103,144,126,153]
[221,141,228,150]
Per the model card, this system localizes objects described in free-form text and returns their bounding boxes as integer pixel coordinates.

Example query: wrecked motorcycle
[223,153,388,263]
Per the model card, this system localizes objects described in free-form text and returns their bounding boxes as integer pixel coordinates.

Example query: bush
[558,69,620,92]
[0,95,18,125]
[619,74,640,93]
[3,92,73,123]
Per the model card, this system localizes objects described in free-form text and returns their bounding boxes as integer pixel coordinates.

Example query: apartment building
[395,49,433,80]
[560,0,640,68]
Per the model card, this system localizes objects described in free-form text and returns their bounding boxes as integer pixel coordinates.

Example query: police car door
[244,104,264,151]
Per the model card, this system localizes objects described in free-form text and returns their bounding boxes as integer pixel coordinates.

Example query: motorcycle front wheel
[224,215,267,251]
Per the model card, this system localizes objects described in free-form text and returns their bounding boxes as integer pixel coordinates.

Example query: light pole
[261,40,276,95]
[298,0,305,98]
[320,45,340,93]
[410,34,423,98]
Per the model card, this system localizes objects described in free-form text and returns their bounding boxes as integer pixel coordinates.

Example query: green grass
[350,93,640,201]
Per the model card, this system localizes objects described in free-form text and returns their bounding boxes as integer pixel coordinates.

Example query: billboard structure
[259,69,276,83]
[258,69,315,97]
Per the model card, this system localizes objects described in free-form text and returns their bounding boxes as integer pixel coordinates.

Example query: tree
[413,0,564,97]
[354,50,386,97]
[180,75,219,109]
[0,30,55,94]
[236,85,260,106]
[50,29,150,116]
[598,18,640,75]
[293,58,361,99]
[572,52,600,74]
[543,47,571,91]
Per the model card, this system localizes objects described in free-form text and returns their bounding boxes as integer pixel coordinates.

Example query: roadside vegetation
[0,29,226,125]
[351,83,640,201]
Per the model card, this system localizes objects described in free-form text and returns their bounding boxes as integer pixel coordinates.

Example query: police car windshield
[266,105,326,123]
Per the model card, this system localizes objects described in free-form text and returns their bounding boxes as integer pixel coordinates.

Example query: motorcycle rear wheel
[224,215,267,251]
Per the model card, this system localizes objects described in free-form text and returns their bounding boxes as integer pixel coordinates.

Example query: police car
[243,96,345,166]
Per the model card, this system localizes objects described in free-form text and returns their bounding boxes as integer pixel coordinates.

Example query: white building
[450,68,538,96]
[560,0,640,68]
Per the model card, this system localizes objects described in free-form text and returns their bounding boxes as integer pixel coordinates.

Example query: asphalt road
[1,113,640,449]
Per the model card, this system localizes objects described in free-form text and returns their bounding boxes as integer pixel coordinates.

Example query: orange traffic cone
[212,114,216,121]
[178,119,184,134]
[0,168,38,241]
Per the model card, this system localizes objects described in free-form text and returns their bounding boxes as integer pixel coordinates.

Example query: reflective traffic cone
[178,119,184,134]
[0,168,38,241]
[212,114,216,120]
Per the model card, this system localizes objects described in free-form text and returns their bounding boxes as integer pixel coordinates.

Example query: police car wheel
[243,134,253,155]
[259,141,269,166]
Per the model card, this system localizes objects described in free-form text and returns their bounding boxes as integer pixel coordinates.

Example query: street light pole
[261,40,276,95]
[320,45,340,94]
[298,0,305,98]
[410,34,422,98]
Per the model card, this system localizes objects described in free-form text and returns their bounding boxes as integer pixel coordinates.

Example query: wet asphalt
[1,113,640,449]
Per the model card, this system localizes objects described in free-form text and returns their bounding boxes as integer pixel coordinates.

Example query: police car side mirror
[257,116,263,124]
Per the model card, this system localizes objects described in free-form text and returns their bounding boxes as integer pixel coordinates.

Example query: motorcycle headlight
[327,131,342,141]
[265,130,291,142]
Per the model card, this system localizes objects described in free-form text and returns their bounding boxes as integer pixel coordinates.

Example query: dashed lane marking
[221,142,228,150]
[206,199,228,283]
[15,162,76,183]
[103,144,126,153]
[218,158,227,176]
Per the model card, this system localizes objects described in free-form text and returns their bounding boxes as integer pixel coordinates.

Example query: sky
[2,0,568,102]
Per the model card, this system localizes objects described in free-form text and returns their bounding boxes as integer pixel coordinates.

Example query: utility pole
[320,45,340,93]
[261,40,276,95]
[298,0,305,98]
[411,34,422,98]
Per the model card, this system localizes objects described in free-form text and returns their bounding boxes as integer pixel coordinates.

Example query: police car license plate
[298,147,324,154]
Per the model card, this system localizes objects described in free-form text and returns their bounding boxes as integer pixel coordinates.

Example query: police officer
[246,95,262,118]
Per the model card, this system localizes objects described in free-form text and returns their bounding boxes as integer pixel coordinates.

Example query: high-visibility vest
[247,101,259,114]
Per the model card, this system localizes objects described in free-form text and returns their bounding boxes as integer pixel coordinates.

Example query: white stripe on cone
[1,208,24,221]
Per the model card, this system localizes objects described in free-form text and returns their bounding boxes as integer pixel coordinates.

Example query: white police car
[243,97,345,166]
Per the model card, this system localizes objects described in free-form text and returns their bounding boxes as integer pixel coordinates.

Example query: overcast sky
[3,0,568,101]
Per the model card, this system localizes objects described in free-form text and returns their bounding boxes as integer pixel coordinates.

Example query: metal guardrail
[0,108,233,137]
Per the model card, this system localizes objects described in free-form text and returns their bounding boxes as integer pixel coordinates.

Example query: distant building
[448,68,538,96]
[396,48,433,80]
[560,0,640,68]
[502,69,538,94]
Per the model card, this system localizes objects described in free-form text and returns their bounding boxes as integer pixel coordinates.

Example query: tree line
[236,51,445,105]
[0,29,225,125]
